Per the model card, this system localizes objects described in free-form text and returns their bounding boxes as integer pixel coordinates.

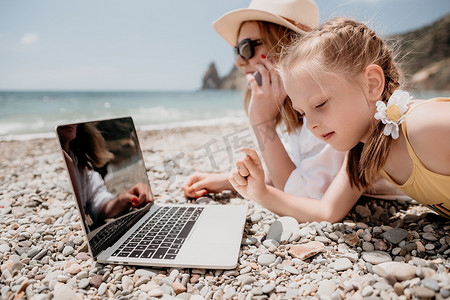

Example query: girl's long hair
[242,21,305,133]
[278,17,402,189]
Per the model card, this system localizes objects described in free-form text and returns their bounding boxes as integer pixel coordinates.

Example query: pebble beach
[1,124,449,300]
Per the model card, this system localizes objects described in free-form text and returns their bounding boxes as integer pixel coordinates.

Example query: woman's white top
[282,124,345,199]
[71,152,114,224]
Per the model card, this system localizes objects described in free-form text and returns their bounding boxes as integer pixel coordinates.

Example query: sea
[0,90,247,141]
[0,89,445,141]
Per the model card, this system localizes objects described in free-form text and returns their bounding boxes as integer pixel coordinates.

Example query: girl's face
[235,21,270,75]
[283,68,376,151]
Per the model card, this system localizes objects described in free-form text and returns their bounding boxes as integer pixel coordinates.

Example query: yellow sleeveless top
[380,97,450,219]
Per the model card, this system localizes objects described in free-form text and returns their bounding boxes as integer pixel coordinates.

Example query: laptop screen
[57,117,153,256]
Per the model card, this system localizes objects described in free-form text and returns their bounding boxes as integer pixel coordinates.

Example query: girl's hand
[247,56,287,125]
[229,148,268,200]
[182,172,233,198]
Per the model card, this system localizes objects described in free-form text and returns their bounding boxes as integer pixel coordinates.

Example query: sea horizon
[0,90,248,141]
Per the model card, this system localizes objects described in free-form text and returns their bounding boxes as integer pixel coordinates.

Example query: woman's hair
[70,124,114,170]
[278,17,402,189]
[241,21,305,133]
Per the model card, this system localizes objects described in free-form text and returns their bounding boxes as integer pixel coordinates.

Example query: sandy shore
[0,123,449,299]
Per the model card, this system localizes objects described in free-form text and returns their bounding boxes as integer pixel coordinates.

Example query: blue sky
[0,0,449,91]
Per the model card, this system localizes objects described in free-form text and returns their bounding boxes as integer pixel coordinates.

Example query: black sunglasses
[234,38,262,60]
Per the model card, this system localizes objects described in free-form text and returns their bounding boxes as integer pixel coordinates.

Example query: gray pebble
[250,213,262,223]
[328,232,340,241]
[332,258,353,271]
[62,246,74,256]
[266,220,283,242]
[315,236,330,243]
[33,249,47,260]
[241,237,258,246]
[285,288,299,298]
[413,286,436,298]
[317,280,336,297]
[262,282,275,294]
[251,286,263,295]
[0,244,11,254]
[422,277,440,292]
[362,242,375,252]
[422,232,438,241]
[262,239,279,249]
[224,286,236,298]
[361,285,373,297]
[79,278,90,289]
[282,265,299,275]
[381,228,408,244]
[240,266,252,274]
[97,282,107,295]
[361,251,392,264]
[135,269,157,277]
[27,248,40,258]
[425,243,435,250]
[373,262,416,281]
[258,254,276,266]
[239,275,256,286]
[441,287,450,298]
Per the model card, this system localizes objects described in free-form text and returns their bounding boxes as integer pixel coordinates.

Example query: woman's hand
[104,183,153,218]
[245,57,296,190]
[117,183,153,209]
[182,172,234,198]
[125,183,153,207]
[247,56,287,125]
[228,148,268,200]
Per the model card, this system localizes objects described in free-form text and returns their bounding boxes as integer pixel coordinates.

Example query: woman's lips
[321,132,334,141]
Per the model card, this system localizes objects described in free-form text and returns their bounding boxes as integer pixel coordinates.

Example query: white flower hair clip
[374,90,412,139]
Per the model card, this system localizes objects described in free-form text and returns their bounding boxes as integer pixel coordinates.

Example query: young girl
[183,0,346,200]
[229,17,450,222]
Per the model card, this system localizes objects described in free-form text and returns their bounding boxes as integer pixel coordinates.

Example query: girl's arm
[230,148,362,223]
[247,59,296,190]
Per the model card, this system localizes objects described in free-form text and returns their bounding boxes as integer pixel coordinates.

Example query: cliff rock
[393,13,450,91]
[202,63,246,90]
[202,63,221,89]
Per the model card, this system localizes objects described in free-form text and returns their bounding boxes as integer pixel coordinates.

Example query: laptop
[56,116,247,269]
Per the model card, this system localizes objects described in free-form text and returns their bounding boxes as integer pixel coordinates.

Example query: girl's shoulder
[405,98,450,134]
[404,98,450,168]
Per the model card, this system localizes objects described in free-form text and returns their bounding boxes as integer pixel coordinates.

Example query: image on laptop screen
[57,117,152,255]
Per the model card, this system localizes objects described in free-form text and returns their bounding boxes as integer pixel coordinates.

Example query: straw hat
[213,0,319,46]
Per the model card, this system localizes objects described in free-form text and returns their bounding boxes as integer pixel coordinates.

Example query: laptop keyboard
[111,206,204,260]
[90,209,142,256]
